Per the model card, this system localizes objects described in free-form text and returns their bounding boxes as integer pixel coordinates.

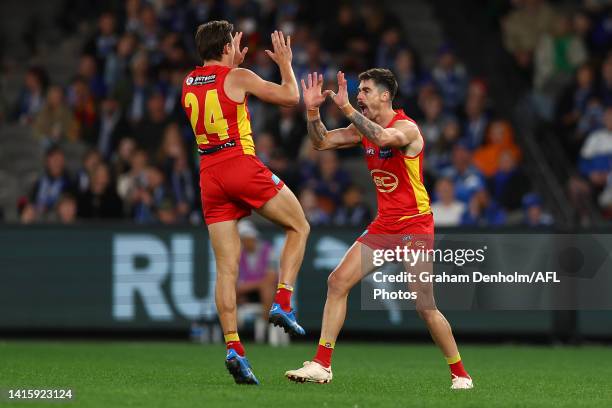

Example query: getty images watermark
[360,233,612,311]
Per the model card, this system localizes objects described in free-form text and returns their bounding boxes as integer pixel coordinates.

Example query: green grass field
[1,341,611,407]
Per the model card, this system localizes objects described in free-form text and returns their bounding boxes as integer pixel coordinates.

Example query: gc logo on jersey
[371,169,399,193]
[366,147,375,156]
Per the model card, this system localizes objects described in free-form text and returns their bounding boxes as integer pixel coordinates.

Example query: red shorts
[200,155,284,225]
[357,213,434,250]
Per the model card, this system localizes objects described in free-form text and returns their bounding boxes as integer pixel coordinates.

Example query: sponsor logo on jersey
[379,148,393,159]
[371,169,399,193]
[366,147,375,156]
[185,74,217,86]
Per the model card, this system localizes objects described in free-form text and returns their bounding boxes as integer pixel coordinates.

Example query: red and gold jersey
[182,64,255,169]
[362,109,431,222]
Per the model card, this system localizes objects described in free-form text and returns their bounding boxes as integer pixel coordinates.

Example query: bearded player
[182,21,309,385]
[284,69,473,390]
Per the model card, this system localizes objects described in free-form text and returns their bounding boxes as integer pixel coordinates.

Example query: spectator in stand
[134,92,171,156]
[533,13,587,119]
[394,49,423,118]
[310,150,351,208]
[420,92,447,145]
[104,33,138,91]
[77,163,123,219]
[268,149,301,192]
[83,12,119,68]
[473,119,522,178]
[599,54,612,107]
[138,4,162,53]
[114,51,153,125]
[55,193,78,224]
[236,219,277,320]
[68,76,97,140]
[123,0,143,34]
[76,149,103,193]
[90,96,131,160]
[159,0,188,33]
[157,125,196,221]
[33,86,79,145]
[77,54,107,100]
[321,3,362,53]
[14,66,48,124]
[299,187,330,226]
[431,178,465,227]
[442,143,485,203]
[427,117,461,177]
[491,151,529,211]
[431,44,468,112]
[112,137,137,177]
[265,105,306,160]
[588,4,612,58]
[333,185,372,227]
[376,27,405,69]
[167,151,197,223]
[156,122,190,169]
[555,63,597,161]
[522,192,553,226]
[534,13,587,92]
[461,189,506,226]
[156,198,179,224]
[255,132,276,166]
[118,148,149,201]
[30,147,73,217]
[579,107,612,191]
[130,166,169,223]
[462,80,489,149]
[502,0,556,72]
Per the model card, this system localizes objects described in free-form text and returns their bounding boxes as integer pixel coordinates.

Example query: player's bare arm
[302,71,361,150]
[226,30,299,106]
[328,71,420,150]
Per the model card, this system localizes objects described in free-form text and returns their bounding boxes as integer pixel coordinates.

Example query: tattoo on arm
[307,118,328,146]
[346,111,385,144]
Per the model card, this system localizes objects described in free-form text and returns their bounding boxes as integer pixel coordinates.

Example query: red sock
[224,333,245,357]
[313,339,334,368]
[448,357,470,378]
[274,284,293,312]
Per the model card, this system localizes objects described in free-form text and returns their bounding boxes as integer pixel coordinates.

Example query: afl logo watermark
[371,169,398,193]
[185,76,194,85]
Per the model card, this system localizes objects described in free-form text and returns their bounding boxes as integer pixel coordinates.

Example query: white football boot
[285,361,333,384]
[450,374,474,390]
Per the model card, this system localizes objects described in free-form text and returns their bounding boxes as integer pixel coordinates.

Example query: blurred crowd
[499,0,612,220]
[3,0,550,227]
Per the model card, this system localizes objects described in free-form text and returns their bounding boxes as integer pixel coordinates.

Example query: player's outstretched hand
[301,72,332,110]
[327,71,350,108]
[265,30,292,67]
[231,31,248,67]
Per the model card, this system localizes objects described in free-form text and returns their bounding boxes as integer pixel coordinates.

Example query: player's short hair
[358,68,398,100]
[195,20,233,62]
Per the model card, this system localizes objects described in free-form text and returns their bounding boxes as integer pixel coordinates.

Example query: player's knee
[327,271,350,297]
[416,308,438,323]
[294,216,310,238]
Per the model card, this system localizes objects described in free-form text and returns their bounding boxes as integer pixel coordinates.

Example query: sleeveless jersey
[362,109,431,222]
[182,65,255,169]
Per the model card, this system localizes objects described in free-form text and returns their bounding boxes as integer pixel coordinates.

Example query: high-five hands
[265,30,293,66]
[301,71,333,110]
[326,71,350,108]
[302,70,353,114]
[231,31,248,67]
